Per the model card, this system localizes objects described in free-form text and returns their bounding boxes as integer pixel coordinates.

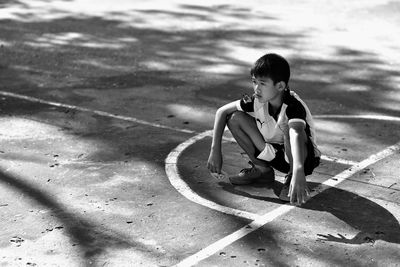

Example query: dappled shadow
[0,169,165,266]
[0,0,28,9]
[0,93,187,164]
[290,52,400,117]
[1,1,400,266]
[0,1,399,134]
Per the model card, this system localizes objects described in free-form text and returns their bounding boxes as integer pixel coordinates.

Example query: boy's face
[251,75,282,103]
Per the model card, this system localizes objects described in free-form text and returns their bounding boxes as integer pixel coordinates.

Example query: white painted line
[312,141,400,193]
[174,141,400,267]
[0,90,196,134]
[164,131,358,223]
[165,130,261,221]
[0,90,372,166]
[320,155,358,166]
[1,90,399,265]
[175,205,293,267]
[315,114,400,122]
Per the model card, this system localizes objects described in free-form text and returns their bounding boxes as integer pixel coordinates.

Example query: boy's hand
[207,150,223,174]
[288,172,310,205]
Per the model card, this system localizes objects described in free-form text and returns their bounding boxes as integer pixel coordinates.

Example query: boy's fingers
[292,190,309,206]
[209,166,215,173]
[297,192,302,205]
[216,166,222,174]
[288,184,292,197]
[301,189,311,204]
[301,191,307,204]
[208,164,222,175]
[207,162,213,171]
[291,194,297,205]
[288,185,294,204]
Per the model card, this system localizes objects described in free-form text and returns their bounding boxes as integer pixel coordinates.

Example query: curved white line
[0,91,400,266]
[166,114,400,267]
[165,114,400,223]
[1,90,398,221]
[165,130,260,221]
[2,90,399,266]
[175,141,400,267]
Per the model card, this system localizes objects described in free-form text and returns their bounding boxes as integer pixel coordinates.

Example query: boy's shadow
[218,181,400,245]
[218,180,285,204]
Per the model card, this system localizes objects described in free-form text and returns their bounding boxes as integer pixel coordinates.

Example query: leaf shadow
[0,170,164,266]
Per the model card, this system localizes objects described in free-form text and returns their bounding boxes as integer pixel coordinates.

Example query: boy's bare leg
[227,111,271,170]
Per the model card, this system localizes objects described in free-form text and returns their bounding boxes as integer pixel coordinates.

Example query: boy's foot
[229,162,275,185]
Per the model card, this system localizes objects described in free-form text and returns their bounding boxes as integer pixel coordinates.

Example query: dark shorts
[257,138,320,176]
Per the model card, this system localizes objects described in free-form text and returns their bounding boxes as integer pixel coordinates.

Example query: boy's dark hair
[250,53,290,85]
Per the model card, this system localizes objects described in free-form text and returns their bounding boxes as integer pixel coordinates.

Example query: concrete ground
[0,0,400,266]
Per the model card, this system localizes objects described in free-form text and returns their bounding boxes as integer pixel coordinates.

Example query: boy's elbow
[216,106,235,120]
[215,108,226,120]
[216,101,238,117]
[216,107,224,115]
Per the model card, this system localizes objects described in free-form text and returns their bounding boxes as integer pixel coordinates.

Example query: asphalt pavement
[0,0,400,266]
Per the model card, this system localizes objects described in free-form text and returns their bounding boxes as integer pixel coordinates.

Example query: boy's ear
[276,81,286,91]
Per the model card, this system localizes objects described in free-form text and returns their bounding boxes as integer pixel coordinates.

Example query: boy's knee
[227,111,245,129]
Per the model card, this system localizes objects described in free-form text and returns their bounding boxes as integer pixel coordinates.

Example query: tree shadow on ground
[0,170,165,266]
[1,2,400,266]
[220,181,400,245]
[1,2,398,135]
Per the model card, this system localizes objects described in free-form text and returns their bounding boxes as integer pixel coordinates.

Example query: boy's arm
[207,101,238,173]
[288,121,309,205]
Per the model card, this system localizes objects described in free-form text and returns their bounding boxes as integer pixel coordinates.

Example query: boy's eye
[260,82,266,86]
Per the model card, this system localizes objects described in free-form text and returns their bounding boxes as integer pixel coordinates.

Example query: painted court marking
[1,90,400,266]
[0,90,362,219]
[172,138,400,267]
[314,114,400,122]
[165,131,360,222]
[165,115,400,266]
[0,91,196,134]
[165,130,261,221]
[0,90,364,166]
